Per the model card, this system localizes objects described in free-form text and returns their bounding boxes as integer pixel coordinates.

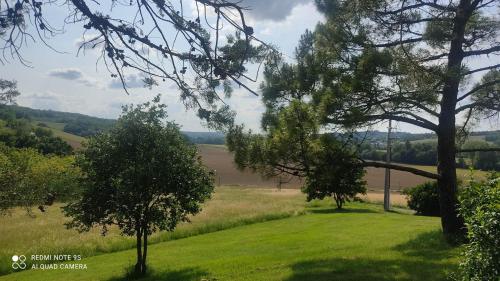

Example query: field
[0,187,307,276]
[29,123,485,192]
[0,133,473,280]
[197,145,486,192]
[32,121,86,149]
[0,199,458,281]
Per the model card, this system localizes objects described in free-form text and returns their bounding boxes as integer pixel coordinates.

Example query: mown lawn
[1,202,459,281]
[0,187,306,276]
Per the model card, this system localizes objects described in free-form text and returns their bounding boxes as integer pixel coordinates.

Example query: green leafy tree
[228,100,366,209]
[303,136,366,209]
[403,182,441,216]
[461,140,500,171]
[0,144,79,215]
[0,79,20,105]
[231,0,499,240]
[457,173,499,281]
[63,97,215,276]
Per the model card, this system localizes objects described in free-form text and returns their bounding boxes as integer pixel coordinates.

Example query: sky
[1,0,498,134]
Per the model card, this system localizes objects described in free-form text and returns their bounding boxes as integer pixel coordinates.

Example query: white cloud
[240,0,312,21]
[109,73,147,89]
[47,68,102,89]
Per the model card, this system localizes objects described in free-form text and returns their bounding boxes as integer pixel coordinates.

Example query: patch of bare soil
[197,145,427,193]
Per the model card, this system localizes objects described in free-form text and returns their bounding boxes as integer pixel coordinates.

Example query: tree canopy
[229,0,500,239]
[63,96,215,275]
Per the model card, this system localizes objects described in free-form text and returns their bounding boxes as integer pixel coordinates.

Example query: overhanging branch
[361,160,440,179]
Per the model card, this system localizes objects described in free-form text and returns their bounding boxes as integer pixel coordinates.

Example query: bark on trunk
[141,229,148,275]
[437,123,465,238]
[135,227,143,275]
[437,0,470,240]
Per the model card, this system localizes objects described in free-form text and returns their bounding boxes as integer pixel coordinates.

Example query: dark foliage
[0,109,73,156]
[403,182,440,217]
[64,97,214,276]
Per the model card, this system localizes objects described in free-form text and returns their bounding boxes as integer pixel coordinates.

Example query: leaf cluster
[64,97,214,236]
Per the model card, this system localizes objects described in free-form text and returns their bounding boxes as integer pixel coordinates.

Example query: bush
[403,181,440,216]
[0,144,80,215]
[456,173,499,281]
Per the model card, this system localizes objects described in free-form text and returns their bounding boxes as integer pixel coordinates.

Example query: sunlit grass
[0,187,309,275]
[1,202,459,281]
[32,121,86,148]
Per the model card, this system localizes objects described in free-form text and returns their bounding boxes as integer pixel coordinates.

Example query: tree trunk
[437,0,470,240]
[437,122,465,239]
[141,229,148,275]
[334,194,343,209]
[135,227,143,275]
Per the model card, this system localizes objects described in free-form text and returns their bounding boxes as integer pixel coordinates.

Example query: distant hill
[3,105,498,147]
[182,131,225,145]
[3,105,116,137]
[352,130,500,146]
[0,105,226,145]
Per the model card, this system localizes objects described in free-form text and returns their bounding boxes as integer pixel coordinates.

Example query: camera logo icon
[12,255,27,270]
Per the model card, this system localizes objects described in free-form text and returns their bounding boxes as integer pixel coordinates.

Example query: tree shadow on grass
[285,230,458,281]
[106,266,210,281]
[284,257,455,281]
[392,230,458,260]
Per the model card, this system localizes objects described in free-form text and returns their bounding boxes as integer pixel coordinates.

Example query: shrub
[456,173,499,281]
[403,181,440,216]
[0,144,80,215]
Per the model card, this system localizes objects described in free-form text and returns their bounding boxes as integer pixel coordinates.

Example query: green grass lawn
[0,187,306,276]
[0,202,458,281]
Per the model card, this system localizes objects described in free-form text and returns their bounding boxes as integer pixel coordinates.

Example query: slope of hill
[0,202,457,281]
[2,106,227,146]
[4,105,115,137]
[32,121,86,149]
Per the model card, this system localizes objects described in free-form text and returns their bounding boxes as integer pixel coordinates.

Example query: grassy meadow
[31,121,86,149]
[0,187,307,276]
[0,201,459,281]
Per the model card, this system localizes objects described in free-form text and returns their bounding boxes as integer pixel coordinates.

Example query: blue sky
[1,0,498,133]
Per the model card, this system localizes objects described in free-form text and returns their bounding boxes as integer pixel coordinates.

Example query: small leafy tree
[228,101,366,209]
[457,173,499,281]
[303,136,366,209]
[63,97,214,276]
[0,79,20,105]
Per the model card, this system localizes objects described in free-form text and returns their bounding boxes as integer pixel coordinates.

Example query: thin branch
[464,45,500,57]
[457,78,500,103]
